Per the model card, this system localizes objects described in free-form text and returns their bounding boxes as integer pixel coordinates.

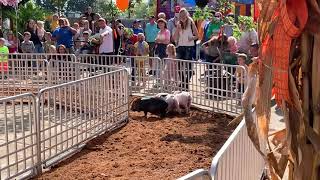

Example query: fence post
[34,94,43,175]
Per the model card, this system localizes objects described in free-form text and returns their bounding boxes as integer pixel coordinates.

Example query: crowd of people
[0,5,259,91]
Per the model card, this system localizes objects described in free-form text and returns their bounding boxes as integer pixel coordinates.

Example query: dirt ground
[36,108,235,180]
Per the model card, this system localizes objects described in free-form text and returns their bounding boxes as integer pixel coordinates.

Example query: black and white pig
[131,96,168,118]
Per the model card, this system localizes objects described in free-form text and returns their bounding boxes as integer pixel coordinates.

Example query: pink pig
[173,91,192,114]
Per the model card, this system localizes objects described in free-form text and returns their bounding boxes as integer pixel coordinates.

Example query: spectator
[43,32,55,53]
[97,18,113,56]
[6,31,18,53]
[57,44,68,54]
[0,38,9,78]
[74,40,82,56]
[92,13,102,34]
[75,20,92,41]
[158,12,166,19]
[203,12,224,42]
[173,8,199,91]
[82,6,96,30]
[20,32,35,53]
[235,53,248,94]
[49,45,57,53]
[155,18,170,59]
[237,20,258,54]
[52,18,77,53]
[51,14,59,32]
[227,36,238,54]
[80,31,93,54]
[132,20,144,35]
[134,33,149,85]
[25,19,44,53]
[145,16,159,57]
[168,6,181,44]
[37,21,45,41]
[123,28,137,56]
[164,44,179,85]
[113,19,124,55]
[249,43,259,58]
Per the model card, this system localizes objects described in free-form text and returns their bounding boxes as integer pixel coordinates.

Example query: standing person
[155,18,170,59]
[75,20,92,41]
[94,18,113,65]
[52,18,77,53]
[133,33,149,86]
[235,53,248,96]
[203,12,224,42]
[173,8,199,91]
[20,32,35,53]
[6,31,18,53]
[43,32,55,53]
[145,15,159,57]
[164,44,179,86]
[36,21,45,41]
[112,19,124,55]
[25,19,44,53]
[132,20,144,35]
[51,14,59,32]
[0,38,9,78]
[237,18,258,54]
[168,6,181,44]
[82,6,96,30]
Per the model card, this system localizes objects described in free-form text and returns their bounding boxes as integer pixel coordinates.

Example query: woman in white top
[173,8,199,91]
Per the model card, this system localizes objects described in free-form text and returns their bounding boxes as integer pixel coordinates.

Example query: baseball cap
[175,6,181,13]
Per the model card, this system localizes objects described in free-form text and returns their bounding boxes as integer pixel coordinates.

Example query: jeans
[34,43,44,53]
[176,46,194,91]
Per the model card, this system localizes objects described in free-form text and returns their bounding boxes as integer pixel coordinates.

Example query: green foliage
[223,16,241,39]
[3,2,48,33]
[66,0,96,12]
[238,16,256,31]
[95,1,123,21]
[216,0,232,15]
[130,1,156,19]
[192,6,212,21]
[36,0,68,12]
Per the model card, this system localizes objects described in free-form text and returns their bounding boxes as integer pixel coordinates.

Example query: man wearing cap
[132,20,144,35]
[145,16,159,57]
[168,6,180,44]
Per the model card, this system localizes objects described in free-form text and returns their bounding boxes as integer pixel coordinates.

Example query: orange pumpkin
[116,0,129,12]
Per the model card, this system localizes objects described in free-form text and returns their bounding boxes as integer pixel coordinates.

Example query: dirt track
[36,109,235,180]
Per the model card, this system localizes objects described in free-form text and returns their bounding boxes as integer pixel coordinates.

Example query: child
[134,33,149,85]
[0,38,9,79]
[21,32,35,53]
[235,53,248,94]
[80,31,93,54]
[44,32,54,53]
[37,21,45,41]
[6,31,18,53]
[165,44,179,86]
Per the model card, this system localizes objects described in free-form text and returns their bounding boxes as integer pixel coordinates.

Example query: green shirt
[0,46,9,62]
[206,21,224,39]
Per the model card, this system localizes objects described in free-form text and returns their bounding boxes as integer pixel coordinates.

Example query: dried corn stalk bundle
[245,0,320,179]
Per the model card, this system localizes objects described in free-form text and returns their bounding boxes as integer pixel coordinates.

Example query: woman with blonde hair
[173,8,199,91]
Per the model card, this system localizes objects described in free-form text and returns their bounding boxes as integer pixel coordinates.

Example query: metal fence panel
[162,58,246,115]
[0,93,39,180]
[37,69,129,167]
[78,54,162,96]
[0,54,77,98]
[210,111,266,180]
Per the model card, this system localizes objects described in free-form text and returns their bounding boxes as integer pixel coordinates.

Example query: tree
[66,0,96,13]
[94,1,122,21]
[36,0,68,14]
[2,1,48,33]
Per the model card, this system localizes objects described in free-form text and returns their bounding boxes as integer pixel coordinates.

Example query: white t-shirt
[99,26,114,54]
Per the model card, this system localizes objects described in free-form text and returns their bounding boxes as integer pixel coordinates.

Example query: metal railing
[179,110,266,180]
[78,54,163,96]
[210,110,266,180]
[0,66,129,179]
[161,58,246,115]
[0,93,38,180]
[37,69,129,167]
